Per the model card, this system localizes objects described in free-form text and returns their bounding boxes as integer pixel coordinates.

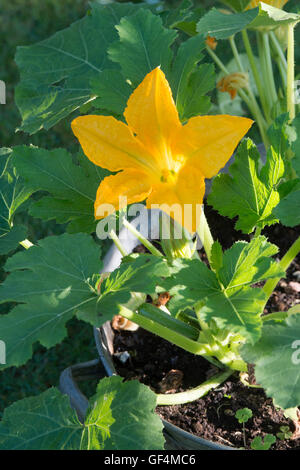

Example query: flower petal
[173,115,253,178]
[72,115,156,173]
[124,68,181,161]
[94,168,152,219]
[146,163,205,233]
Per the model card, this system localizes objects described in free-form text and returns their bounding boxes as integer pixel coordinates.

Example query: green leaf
[274,188,300,227]
[0,377,164,450]
[208,138,285,234]
[0,233,100,368]
[15,2,143,133]
[219,0,251,12]
[235,407,253,423]
[169,34,215,121]
[272,114,300,227]
[166,236,283,343]
[197,7,258,39]
[180,63,215,119]
[81,376,164,450]
[210,241,223,273]
[12,146,109,233]
[91,70,133,116]
[197,4,300,39]
[218,236,282,291]
[108,8,177,87]
[161,0,194,29]
[94,10,214,120]
[291,114,300,177]
[0,388,82,450]
[241,313,300,409]
[0,148,33,254]
[95,254,170,326]
[251,434,276,450]
[169,35,205,105]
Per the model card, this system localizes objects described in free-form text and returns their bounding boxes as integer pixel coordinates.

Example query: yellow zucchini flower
[245,0,289,9]
[72,68,252,233]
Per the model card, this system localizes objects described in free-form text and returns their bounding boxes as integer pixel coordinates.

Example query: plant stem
[269,31,287,72]
[257,32,273,119]
[269,31,287,90]
[262,32,278,108]
[206,46,229,75]
[206,46,269,148]
[242,29,271,124]
[228,34,269,147]
[287,23,295,121]
[119,305,207,355]
[196,207,214,263]
[263,235,300,298]
[229,35,245,72]
[139,303,199,341]
[242,423,247,448]
[254,226,262,238]
[121,218,163,258]
[109,229,128,257]
[156,368,233,405]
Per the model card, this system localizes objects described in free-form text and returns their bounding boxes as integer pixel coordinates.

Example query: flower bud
[205,35,218,51]
[217,72,249,100]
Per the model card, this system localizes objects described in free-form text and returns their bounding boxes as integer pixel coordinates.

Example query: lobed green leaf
[12,145,109,233]
[208,138,284,234]
[15,2,145,133]
[0,233,101,368]
[165,236,284,343]
[241,313,300,409]
[197,3,300,40]
[0,148,33,254]
[0,377,164,450]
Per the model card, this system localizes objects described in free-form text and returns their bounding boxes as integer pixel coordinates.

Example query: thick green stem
[262,32,278,107]
[269,31,287,72]
[257,32,273,118]
[275,55,287,91]
[254,226,262,238]
[242,29,271,124]
[287,23,295,121]
[119,305,207,355]
[139,303,199,341]
[196,207,214,263]
[269,28,287,92]
[263,235,300,298]
[156,368,233,405]
[121,218,163,258]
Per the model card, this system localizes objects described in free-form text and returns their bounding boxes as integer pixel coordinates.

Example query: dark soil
[113,328,300,450]
[112,204,300,450]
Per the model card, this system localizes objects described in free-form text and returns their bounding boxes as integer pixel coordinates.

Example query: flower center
[160,168,176,184]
